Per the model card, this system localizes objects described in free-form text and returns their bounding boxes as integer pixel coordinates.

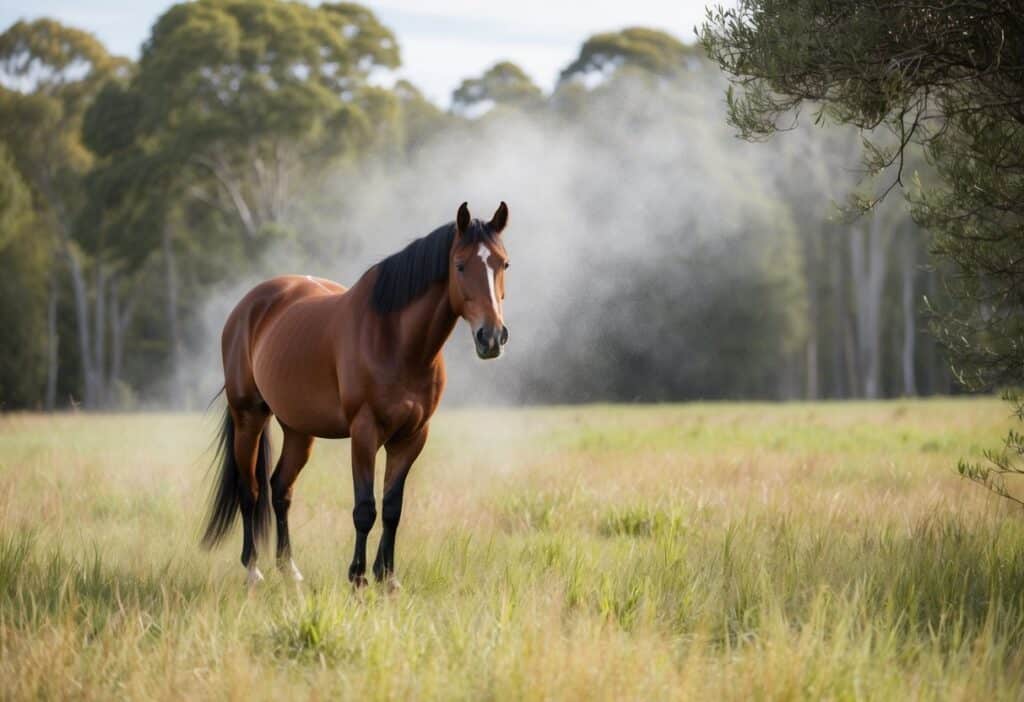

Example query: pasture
[1,399,1023,700]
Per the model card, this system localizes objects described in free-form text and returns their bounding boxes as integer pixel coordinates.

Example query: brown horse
[201,202,510,588]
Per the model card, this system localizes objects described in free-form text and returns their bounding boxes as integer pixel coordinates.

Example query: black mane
[371,219,496,314]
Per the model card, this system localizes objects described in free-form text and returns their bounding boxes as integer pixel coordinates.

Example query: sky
[0,1,718,104]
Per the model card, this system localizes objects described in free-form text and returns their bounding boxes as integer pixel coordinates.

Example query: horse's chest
[368,374,442,437]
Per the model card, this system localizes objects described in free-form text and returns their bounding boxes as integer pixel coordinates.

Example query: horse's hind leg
[270,424,314,582]
[231,406,272,587]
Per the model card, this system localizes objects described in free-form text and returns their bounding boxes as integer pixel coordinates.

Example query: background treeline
[0,2,956,409]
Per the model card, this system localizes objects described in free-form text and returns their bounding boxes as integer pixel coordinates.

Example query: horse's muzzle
[475,325,509,359]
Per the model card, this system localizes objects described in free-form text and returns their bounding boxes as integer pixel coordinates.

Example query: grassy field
[1,399,1023,700]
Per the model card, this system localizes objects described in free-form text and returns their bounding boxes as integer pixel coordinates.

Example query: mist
[189,64,868,408]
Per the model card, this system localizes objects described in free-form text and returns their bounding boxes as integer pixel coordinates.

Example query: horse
[201,201,511,589]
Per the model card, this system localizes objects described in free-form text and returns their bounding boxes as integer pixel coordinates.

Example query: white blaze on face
[477,242,499,314]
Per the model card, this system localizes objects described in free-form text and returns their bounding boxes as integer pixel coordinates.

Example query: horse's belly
[252,322,349,438]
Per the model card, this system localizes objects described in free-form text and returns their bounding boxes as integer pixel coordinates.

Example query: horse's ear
[489,201,509,234]
[456,202,471,236]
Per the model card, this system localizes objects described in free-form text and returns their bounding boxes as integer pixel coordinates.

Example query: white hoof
[246,565,265,588]
[284,559,304,583]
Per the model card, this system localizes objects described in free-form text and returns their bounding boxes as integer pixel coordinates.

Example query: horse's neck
[382,280,458,368]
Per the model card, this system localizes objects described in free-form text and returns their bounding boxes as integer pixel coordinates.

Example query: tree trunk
[901,232,918,396]
[64,242,96,408]
[803,233,820,400]
[93,262,107,407]
[844,312,860,397]
[45,262,59,411]
[109,278,137,407]
[849,216,887,399]
[865,214,886,398]
[110,278,121,404]
[830,230,848,399]
[163,225,185,409]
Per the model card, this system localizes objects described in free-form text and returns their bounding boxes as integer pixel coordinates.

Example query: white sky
[0,1,719,104]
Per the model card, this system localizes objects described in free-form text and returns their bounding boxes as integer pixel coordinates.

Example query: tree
[134,0,400,254]
[700,1,1024,492]
[394,79,448,153]
[80,79,168,404]
[451,61,543,118]
[0,19,118,408]
[559,27,699,83]
[0,142,47,408]
[553,27,709,120]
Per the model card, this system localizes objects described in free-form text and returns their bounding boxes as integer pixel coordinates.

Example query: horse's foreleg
[270,425,314,582]
[348,409,380,587]
[373,428,429,590]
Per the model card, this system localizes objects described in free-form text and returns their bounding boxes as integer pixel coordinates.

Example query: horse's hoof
[350,574,369,590]
[384,576,402,594]
[279,559,304,583]
[245,565,265,589]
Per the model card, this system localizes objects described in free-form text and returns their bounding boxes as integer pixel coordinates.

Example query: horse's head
[448,201,510,359]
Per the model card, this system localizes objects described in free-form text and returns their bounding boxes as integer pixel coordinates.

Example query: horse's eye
[504,262,510,270]
[455,262,465,273]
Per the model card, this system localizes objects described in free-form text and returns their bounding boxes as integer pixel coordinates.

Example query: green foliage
[452,61,543,116]
[130,0,401,251]
[0,141,31,252]
[959,392,1024,507]
[0,18,113,98]
[0,18,116,219]
[81,80,142,158]
[393,79,448,152]
[0,9,963,408]
[559,27,700,84]
[0,144,47,407]
[701,0,1024,500]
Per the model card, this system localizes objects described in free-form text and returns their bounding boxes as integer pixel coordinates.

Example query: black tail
[201,404,273,551]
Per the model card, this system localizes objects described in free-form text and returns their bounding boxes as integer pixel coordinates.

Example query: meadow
[1,399,1023,700]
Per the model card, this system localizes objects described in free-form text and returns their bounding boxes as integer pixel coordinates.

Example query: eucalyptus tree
[0,19,119,408]
[451,61,543,118]
[80,79,173,403]
[0,142,47,408]
[701,1,1024,489]
[134,0,400,255]
[393,79,448,154]
[559,27,701,82]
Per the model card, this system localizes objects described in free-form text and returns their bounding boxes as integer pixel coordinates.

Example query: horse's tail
[201,400,273,551]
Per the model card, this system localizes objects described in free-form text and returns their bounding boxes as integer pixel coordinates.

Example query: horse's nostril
[476,328,487,346]
[500,325,509,345]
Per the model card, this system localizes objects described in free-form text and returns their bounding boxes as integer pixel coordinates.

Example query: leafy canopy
[701,0,1024,498]
[560,27,699,84]
[137,0,399,149]
[452,61,543,116]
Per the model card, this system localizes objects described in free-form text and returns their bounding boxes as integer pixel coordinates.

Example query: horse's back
[222,275,347,411]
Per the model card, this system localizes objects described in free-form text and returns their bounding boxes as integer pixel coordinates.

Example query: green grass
[0,399,1022,700]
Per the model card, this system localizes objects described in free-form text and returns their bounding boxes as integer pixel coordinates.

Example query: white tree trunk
[64,242,97,408]
[901,233,918,396]
[163,225,185,409]
[849,214,888,399]
[45,263,59,411]
[93,262,107,406]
